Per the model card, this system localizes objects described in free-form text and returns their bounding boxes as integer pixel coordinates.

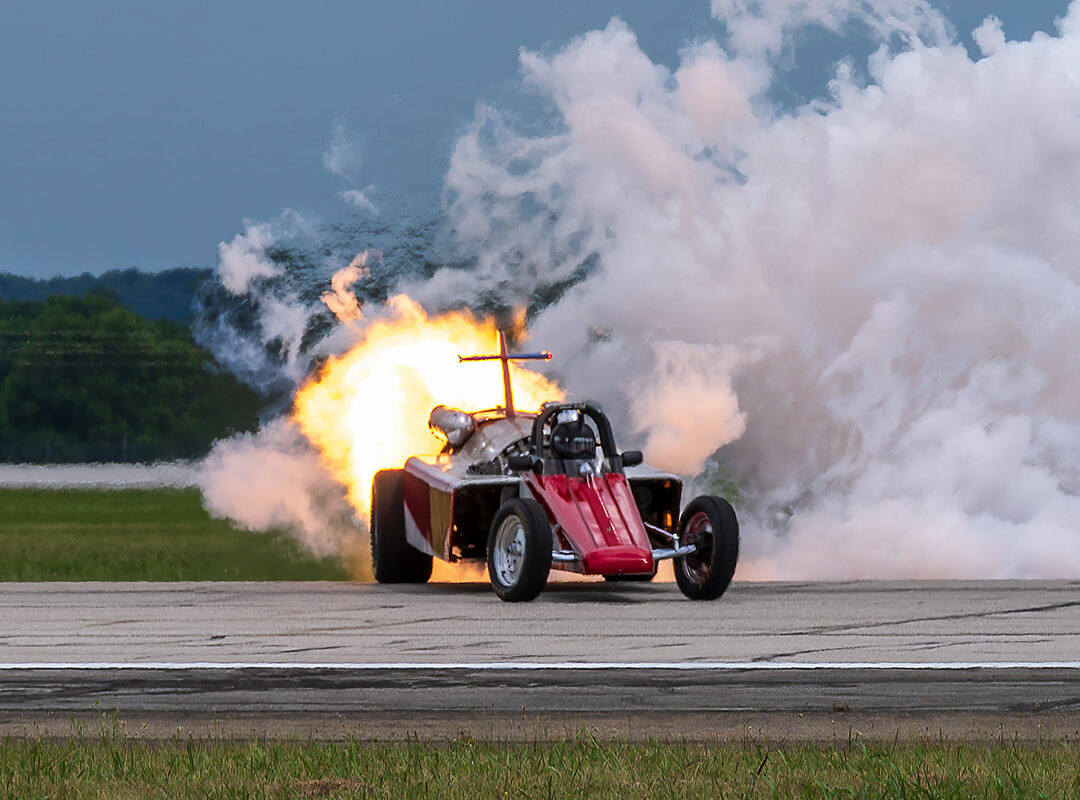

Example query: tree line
[0,292,262,463]
[0,267,211,323]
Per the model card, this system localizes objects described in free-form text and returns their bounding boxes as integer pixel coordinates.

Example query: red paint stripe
[575,477,621,547]
[402,472,431,544]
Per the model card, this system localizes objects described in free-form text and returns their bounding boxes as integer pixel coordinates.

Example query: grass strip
[1,729,1077,799]
[0,488,352,581]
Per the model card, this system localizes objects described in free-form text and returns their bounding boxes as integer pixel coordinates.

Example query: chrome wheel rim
[680,511,714,584]
[493,514,527,587]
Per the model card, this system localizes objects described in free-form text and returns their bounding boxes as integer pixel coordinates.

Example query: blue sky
[0,0,1069,277]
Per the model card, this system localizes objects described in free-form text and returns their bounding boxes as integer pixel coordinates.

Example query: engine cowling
[427,405,476,449]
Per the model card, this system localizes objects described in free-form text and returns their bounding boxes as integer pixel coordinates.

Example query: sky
[0,0,1070,278]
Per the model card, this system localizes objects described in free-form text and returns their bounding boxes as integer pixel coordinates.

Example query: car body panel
[403,456,516,560]
[454,416,534,464]
[397,406,683,575]
[525,472,653,575]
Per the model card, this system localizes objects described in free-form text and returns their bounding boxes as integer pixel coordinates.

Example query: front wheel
[674,496,739,600]
[487,498,552,602]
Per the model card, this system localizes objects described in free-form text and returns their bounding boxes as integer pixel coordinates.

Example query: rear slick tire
[674,496,738,600]
[487,498,552,602]
[370,469,433,584]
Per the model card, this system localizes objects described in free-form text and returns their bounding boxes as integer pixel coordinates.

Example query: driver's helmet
[550,411,597,459]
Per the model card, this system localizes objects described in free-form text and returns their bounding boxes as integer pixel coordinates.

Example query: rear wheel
[674,496,738,600]
[370,469,433,583]
[487,498,552,602]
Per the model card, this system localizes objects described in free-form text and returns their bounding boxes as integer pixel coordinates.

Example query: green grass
[0,488,352,581]
[1,732,1077,799]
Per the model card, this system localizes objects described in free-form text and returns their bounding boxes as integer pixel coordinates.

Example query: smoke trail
[194,211,327,395]
[198,417,362,564]
[194,214,374,563]
[425,2,1080,578]
[710,0,951,57]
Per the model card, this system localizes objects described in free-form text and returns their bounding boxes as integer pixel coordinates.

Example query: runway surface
[0,461,197,488]
[2,580,1078,739]
[4,579,1078,664]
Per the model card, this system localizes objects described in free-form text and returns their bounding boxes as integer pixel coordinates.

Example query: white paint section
[402,502,436,556]
[2,662,1079,671]
[404,457,460,495]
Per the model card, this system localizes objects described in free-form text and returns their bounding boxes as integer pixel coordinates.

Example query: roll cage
[515,402,637,476]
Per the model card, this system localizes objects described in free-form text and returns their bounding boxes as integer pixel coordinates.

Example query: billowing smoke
[194,211,373,565]
[424,1,1080,579]
[198,0,1080,580]
[199,417,362,565]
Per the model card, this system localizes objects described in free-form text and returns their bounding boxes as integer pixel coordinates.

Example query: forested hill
[0,268,212,322]
[0,294,261,462]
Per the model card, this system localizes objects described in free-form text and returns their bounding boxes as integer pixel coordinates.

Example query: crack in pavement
[797,600,1080,636]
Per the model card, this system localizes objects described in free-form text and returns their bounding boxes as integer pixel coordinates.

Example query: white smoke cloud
[630,340,751,475]
[196,238,373,566]
[710,0,951,57]
[341,187,379,214]
[326,123,380,215]
[217,221,278,296]
[972,15,1005,57]
[433,1,1080,579]
[322,122,366,182]
[209,211,327,389]
[197,0,1080,582]
[199,417,365,564]
[321,251,371,323]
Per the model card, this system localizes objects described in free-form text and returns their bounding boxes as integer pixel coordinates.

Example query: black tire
[370,469,433,584]
[486,498,552,602]
[673,496,739,600]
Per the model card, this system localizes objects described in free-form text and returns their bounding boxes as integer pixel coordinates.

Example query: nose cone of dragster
[583,545,653,576]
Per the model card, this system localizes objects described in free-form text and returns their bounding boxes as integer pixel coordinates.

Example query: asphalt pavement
[2,580,1078,739]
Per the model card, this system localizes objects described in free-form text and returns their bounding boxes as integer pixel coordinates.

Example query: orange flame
[293,293,562,520]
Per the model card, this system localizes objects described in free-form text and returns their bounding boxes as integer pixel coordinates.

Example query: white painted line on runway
[2,662,1080,671]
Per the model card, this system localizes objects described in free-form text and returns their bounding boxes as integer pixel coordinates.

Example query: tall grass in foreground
[1,731,1077,799]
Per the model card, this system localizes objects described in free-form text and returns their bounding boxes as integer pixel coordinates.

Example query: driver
[550,411,598,460]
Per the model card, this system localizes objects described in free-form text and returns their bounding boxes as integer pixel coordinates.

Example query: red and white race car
[370,333,739,602]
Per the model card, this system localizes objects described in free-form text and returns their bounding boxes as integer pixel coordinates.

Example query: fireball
[293,293,562,519]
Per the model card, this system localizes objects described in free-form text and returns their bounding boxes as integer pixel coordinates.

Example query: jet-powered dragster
[370,332,739,602]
